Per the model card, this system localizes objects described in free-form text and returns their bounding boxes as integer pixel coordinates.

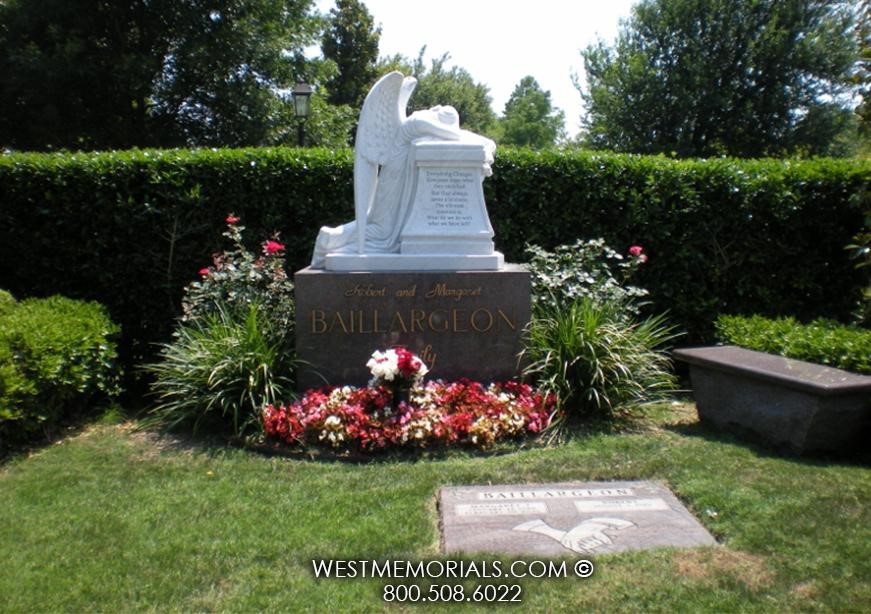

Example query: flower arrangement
[366,346,429,410]
[366,347,429,386]
[263,348,554,452]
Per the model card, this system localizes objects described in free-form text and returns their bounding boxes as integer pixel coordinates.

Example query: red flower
[198,267,210,277]
[629,245,644,256]
[395,346,421,379]
[262,240,285,256]
[225,214,240,224]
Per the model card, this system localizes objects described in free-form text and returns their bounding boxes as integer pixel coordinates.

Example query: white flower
[324,415,341,427]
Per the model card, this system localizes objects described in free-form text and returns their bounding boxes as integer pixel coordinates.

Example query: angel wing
[353,71,416,253]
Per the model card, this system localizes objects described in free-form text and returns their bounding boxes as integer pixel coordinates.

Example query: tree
[853,0,871,149]
[499,76,565,148]
[320,0,380,109]
[0,0,321,150]
[0,0,171,150]
[579,0,860,157]
[150,0,320,147]
[380,48,497,136]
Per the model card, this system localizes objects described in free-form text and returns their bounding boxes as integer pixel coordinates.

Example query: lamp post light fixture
[291,82,313,147]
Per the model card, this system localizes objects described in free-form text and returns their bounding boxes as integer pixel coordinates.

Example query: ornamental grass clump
[524,298,677,421]
[147,304,292,437]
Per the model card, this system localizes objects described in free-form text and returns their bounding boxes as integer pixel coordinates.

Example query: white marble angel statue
[310,71,495,268]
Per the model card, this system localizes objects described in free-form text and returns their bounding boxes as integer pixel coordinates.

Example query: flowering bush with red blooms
[182,214,294,334]
[263,380,555,452]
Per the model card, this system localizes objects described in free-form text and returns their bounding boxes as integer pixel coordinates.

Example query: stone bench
[674,345,871,455]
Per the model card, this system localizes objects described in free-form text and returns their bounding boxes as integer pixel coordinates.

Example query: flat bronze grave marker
[439,481,716,556]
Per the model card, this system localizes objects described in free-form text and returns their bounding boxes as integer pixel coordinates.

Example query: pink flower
[262,240,285,256]
[629,245,644,256]
[225,214,240,225]
[198,267,210,277]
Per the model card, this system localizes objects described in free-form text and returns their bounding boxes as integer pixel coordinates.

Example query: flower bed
[263,379,554,452]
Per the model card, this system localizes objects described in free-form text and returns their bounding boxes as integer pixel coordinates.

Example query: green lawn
[1,404,868,613]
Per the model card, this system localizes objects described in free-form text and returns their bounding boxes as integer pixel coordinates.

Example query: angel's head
[430,105,460,131]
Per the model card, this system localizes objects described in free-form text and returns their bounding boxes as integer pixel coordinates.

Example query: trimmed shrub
[716,314,871,374]
[0,148,866,366]
[0,295,122,446]
[0,290,15,316]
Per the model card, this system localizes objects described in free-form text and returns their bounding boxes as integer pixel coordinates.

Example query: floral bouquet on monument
[366,346,429,409]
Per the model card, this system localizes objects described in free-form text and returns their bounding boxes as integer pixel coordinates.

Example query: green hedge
[0,293,122,447]
[716,314,871,374]
[0,147,867,367]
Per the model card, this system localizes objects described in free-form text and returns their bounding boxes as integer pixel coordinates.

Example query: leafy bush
[0,295,121,446]
[0,148,866,364]
[0,290,15,316]
[716,315,871,374]
[525,238,649,316]
[523,298,678,423]
[146,304,293,438]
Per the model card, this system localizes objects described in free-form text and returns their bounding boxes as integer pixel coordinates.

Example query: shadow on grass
[663,419,871,468]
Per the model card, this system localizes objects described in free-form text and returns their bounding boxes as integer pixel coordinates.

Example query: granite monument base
[294,265,530,390]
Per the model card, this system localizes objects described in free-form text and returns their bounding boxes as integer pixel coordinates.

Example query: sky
[315,0,638,138]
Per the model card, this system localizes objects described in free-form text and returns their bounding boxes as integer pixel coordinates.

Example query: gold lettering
[311,310,327,334]
[314,306,514,336]
[420,344,438,370]
[345,284,386,297]
[395,284,417,298]
[373,309,386,333]
[411,309,425,332]
[390,311,408,333]
[428,310,449,332]
[356,310,372,334]
[424,283,484,301]
[470,308,494,332]
[497,309,517,331]
[331,311,350,334]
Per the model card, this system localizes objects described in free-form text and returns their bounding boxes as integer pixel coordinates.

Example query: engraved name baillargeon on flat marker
[439,481,716,556]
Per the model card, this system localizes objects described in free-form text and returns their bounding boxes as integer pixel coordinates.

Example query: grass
[0,403,868,613]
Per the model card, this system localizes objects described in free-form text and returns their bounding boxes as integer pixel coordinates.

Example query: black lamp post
[291,82,313,147]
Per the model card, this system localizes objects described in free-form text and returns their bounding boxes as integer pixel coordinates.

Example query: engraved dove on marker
[512,517,635,554]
